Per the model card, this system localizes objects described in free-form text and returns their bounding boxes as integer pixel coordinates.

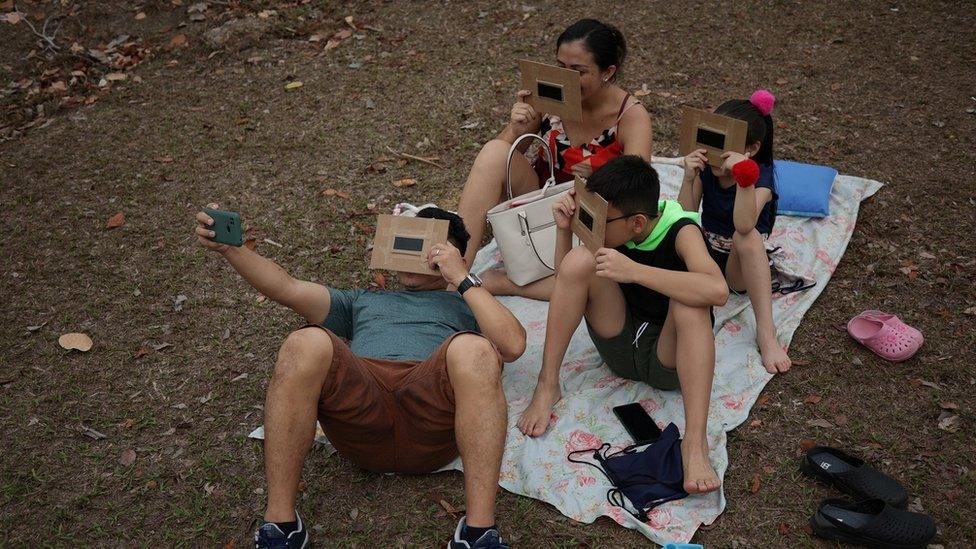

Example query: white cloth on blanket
[438,163,882,544]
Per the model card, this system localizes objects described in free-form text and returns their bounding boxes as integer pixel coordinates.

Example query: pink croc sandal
[847,311,924,362]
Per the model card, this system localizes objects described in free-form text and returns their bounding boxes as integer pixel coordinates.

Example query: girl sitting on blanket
[457,18,652,299]
[676,90,792,374]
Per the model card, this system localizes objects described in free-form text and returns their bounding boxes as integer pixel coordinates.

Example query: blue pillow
[773,160,838,218]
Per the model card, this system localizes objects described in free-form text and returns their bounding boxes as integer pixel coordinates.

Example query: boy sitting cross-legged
[516,155,729,494]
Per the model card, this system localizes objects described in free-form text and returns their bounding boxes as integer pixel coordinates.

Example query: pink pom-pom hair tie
[749,89,775,116]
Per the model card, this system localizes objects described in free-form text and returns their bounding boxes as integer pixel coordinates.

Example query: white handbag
[486,133,575,286]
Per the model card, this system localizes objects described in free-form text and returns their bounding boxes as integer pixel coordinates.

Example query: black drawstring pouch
[568,423,688,521]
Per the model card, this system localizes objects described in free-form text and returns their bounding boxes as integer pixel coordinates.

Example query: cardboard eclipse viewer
[679,106,748,168]
[519,59,582,122]
[571,176,609,253]
[369,215,449,275]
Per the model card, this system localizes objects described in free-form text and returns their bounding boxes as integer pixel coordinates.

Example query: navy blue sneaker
[447,516,509,549]
[254,510,308,548]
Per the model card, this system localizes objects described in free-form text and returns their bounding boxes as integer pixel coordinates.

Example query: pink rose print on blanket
[577,475,597,487]
[565,430,603,453]
[724,321,742,334]
[605,503,629,526]
[526,320,547,334]
[595,375,628,389]
[645,507,675,530]
[563,359,588,374]
[639,398,661,414]
[721,394,746,410]
[816,249,837,273]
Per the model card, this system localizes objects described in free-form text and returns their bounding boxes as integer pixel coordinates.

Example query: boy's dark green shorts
[585,309,680,391]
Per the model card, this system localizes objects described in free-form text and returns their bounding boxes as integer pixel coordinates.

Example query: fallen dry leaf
[106,72,127,82]
[439,499,459,515]
[146,479,158,490]
[806,418,834,429]
[939,402,959,410]
[135,11,146,20]
[755,394,770,407]
[803,394,823,405]
[937,413,960,433]
[59,333,93,352]
[170,33,188,48]
[633,83,652,98]
[791,358,811,366]
[106,212,126,229]
[778,522,791,536]
[800,439,817,451]
[244,238,257,250]
[749,473,761,494]
[373,272,386,289]
[392,178,417,188]
[134,347,150,360]
[284,81,303,91]
[0,12,21,24]
[119,448,137,466]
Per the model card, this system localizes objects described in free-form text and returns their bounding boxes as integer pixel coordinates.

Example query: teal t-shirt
[321,289,480,361]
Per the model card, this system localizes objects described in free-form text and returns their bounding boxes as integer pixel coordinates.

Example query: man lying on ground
[194,204,525,549]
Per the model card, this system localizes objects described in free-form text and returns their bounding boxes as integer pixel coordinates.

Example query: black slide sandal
[800,446,908,508]
[811,498,935,548]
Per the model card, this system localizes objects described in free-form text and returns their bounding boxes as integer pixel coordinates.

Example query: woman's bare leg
[481,269,555,301]
[458,139,540,265]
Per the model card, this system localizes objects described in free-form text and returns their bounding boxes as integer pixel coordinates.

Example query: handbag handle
[505,133,557,202]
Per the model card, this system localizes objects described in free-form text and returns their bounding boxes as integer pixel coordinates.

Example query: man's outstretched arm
[195,206,331,324]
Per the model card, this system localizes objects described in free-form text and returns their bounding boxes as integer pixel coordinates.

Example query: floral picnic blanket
[445,164,883,544]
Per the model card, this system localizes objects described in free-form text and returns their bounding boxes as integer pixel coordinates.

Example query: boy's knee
[447,334,502,383]
[669,301,712,328]
[558,247,597,280]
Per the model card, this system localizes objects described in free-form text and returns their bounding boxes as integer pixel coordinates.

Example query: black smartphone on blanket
[613,403,663,445]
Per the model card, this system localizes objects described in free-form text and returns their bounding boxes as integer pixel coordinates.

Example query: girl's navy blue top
[700,163,778,237]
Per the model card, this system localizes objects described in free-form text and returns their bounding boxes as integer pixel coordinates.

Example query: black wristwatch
[456,273,483,296]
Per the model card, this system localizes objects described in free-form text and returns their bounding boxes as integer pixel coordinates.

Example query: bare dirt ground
[1,0,974,546]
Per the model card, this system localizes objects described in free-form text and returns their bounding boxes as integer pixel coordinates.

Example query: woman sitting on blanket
[457,18,652,298]
[676,90,792,374]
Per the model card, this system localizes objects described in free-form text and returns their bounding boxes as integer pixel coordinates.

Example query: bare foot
[516,381,561,437]
[480,268,518,297]
[758,333,791,374]
[681,439,721,494]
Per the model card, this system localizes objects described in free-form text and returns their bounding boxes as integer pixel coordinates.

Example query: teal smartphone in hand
[203,208,244,247]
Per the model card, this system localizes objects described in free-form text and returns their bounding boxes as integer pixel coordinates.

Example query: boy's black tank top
[617,218,701,326]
